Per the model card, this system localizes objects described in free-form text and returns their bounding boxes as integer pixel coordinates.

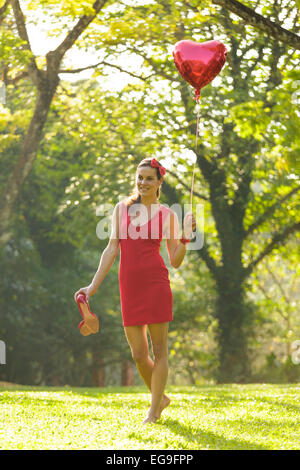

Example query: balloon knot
[193,89,201,103]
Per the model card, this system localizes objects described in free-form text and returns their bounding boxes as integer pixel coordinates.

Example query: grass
[0,383,299,450]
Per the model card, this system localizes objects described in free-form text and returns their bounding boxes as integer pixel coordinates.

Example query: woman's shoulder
[159,204,173,213]
[116,199,128,210]
[160,206,180,237]
[160,205,178,221]
[112,200,127,219]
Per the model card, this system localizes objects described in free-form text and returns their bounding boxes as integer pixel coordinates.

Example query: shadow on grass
[2,385,299,416]
[128,418,269,450]
[1,386,297,450]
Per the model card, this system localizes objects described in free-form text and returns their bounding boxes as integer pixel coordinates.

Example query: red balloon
[173,39,227,98]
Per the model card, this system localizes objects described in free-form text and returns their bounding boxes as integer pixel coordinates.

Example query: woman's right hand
[74,284,96,303]
[183,212,197,239]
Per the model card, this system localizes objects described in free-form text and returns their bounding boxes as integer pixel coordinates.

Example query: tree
[83,0,299,381]
[0,0,109,245]
[211,0,300,50]
[1,0,299,383]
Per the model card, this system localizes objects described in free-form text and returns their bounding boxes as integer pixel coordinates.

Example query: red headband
[150,158,166,177]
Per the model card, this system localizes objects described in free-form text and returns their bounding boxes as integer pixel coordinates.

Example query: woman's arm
[74,202,121,302]
[89,241,119,294]
[89,203,121,293]
[166,211,196,269]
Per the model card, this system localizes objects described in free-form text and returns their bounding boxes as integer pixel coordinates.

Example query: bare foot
[158,395,171,418]
[146,395,170,422]
[142,413,159,424]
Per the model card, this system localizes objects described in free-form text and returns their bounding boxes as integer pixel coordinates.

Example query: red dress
[118,201,173,327]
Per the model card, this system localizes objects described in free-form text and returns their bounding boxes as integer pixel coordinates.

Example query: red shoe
[78,319,92,337]
[75,293,99,336]
[78,319,98,337]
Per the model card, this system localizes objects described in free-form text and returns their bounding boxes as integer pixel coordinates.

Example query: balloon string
[190,93,201,209]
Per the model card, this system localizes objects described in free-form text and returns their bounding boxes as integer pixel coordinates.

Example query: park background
[0,0,299,390]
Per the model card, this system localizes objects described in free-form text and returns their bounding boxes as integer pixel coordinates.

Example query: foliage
[0,0,299,385]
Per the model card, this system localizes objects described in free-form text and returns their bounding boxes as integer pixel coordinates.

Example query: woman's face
[136,166,161,198]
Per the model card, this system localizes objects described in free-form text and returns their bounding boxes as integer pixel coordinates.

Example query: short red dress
[118,201,173,327]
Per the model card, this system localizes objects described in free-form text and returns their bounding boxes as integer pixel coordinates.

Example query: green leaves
[1,0,299,386]
[225,100,272,141]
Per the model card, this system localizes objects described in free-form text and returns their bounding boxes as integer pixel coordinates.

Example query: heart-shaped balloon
[173,40,227,99]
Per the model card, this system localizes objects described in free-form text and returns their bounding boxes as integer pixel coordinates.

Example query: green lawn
[0,384,299,450]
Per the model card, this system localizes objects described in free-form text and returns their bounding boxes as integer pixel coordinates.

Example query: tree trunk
[0,83,58,246]
[92,354,105,387]
[121,359,134,386]
[51,375,60,386]
[215,275,253,383]
[0,0,109,248]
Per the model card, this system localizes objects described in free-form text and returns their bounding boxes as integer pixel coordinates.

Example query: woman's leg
[124,324,153,390]
[124,324,170,420]
[145,321,169,423]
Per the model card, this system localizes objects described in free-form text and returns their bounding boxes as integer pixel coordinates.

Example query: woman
[74,157,196,424]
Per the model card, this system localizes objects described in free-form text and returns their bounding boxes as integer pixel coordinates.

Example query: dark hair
[125,158,164,207]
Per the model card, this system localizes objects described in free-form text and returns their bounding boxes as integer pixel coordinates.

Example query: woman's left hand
[183,212,197,238]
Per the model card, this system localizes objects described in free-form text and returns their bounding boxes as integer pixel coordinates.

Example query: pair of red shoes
[75,293,99,336]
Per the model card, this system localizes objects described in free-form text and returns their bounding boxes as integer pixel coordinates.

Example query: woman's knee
[131,347,149,363]
[152,343,168,362]
[124,325,149,363]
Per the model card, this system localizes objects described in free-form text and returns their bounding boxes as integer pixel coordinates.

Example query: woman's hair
[125,158,164,207]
